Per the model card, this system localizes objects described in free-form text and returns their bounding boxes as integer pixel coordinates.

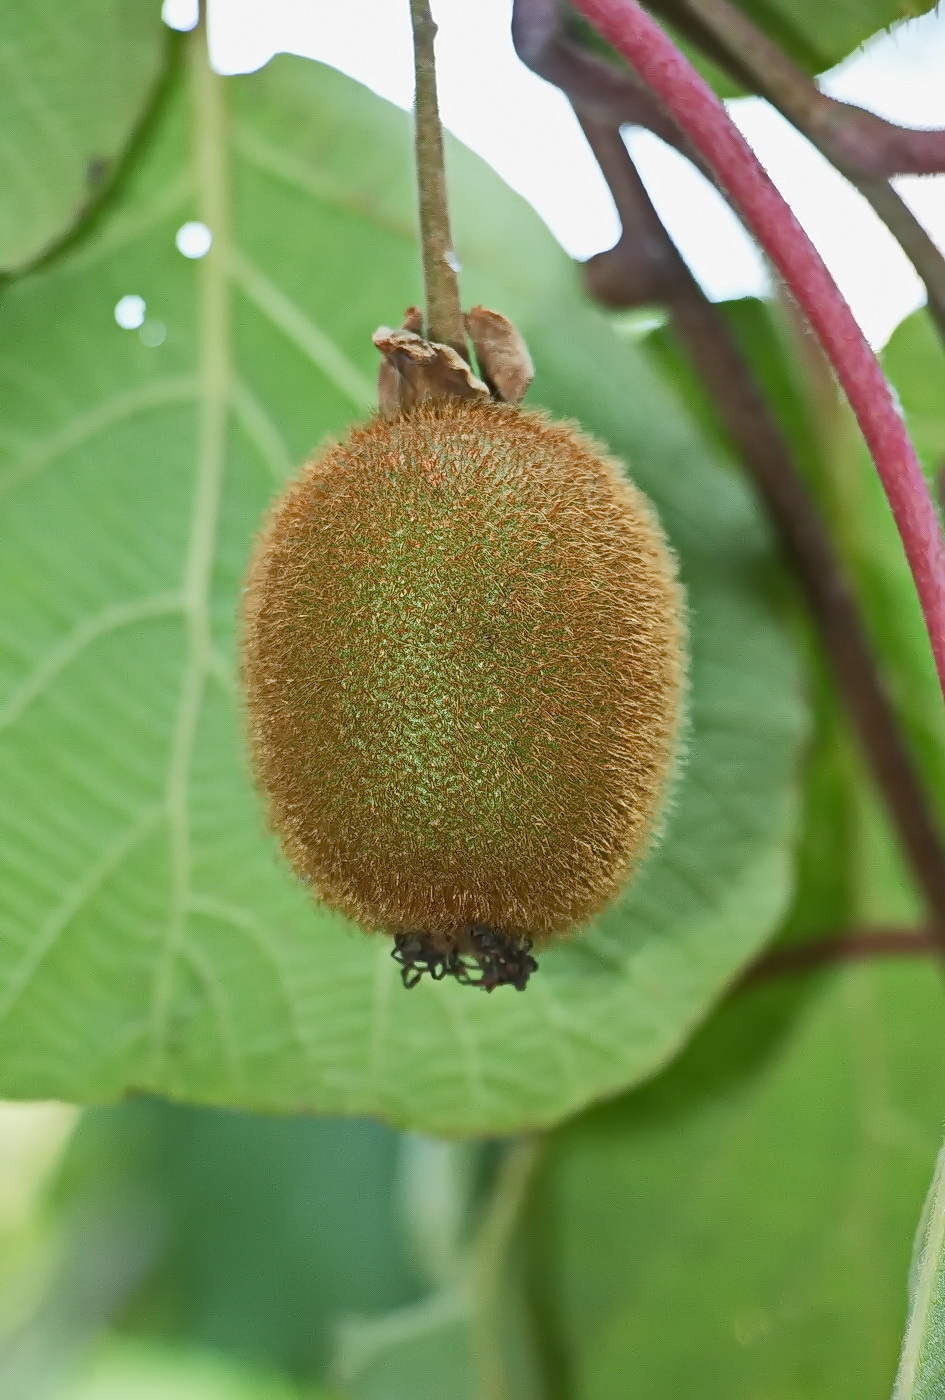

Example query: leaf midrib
[147,23,232,1076]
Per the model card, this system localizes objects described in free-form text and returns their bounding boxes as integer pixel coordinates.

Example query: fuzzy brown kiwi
[241,397,685,950]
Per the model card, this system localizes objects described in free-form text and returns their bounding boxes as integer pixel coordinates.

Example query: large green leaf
[646,294,939,920]
[530,961,945,1400]
[0,0,168,274]
[812,311,945,837]
[0,35,804,1134]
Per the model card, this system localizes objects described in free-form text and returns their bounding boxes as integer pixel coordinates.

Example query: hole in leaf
[175,221,213,259]
[162,0,198,32]
[114,296,146,330]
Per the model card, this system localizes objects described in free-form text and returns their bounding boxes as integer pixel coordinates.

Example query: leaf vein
[0,805,164,1026]
[0,376,198,500]
[0,593,183,733]
[229,249,375,410]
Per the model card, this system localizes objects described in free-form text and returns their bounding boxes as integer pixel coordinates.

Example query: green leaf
[815,311,945,838]
[55,1102,425,1378]
[331,1137,543,1400]
[883,311,945,479]
[0,0,168,274]
[51,1338,327,1400]
[333,1290,474,1400]
[55,1110,534,1398]
[530,961,945,1400]
[895,1138,945,1400]
[0,37,804,1134]
[576,0,937,101]
[722,0,935,76]
[644,293,926,938]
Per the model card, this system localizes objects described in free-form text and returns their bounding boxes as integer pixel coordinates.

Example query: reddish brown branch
[512,0,689,151]
[648,0,945,346]
[569,0,945,713]
[575,114,945,945]
[741,928,940,986]
[513,0,945,946]
[512,0,945,344]
[658,0,945,178]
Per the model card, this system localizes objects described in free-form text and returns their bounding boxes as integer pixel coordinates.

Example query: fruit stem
[570,0,945,707]
[409,0,467,357]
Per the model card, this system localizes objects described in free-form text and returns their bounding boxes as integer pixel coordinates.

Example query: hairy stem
[569,0,945,704]
[409,0,466,354]
[578,116,945,942]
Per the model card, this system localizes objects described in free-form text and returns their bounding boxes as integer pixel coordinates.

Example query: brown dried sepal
[375,305,534,415]
[465,305,534,404]
[374,324,490,416]
[376,307,425,414]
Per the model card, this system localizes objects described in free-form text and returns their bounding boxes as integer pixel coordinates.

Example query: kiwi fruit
[241,397,685,964]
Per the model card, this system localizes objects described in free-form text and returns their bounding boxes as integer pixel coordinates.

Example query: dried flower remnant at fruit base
[392,926,539,992]
[240,308,685,992]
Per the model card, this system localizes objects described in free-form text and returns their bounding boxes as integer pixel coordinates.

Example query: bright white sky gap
[165,0,945,348]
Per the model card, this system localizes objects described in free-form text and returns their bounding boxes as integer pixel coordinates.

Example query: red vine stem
[568,0,945,700]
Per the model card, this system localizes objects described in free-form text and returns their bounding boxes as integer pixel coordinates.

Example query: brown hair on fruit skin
[241,397,685,944]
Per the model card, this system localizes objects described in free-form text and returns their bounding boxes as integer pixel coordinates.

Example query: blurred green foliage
[56,1105,424,1376]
